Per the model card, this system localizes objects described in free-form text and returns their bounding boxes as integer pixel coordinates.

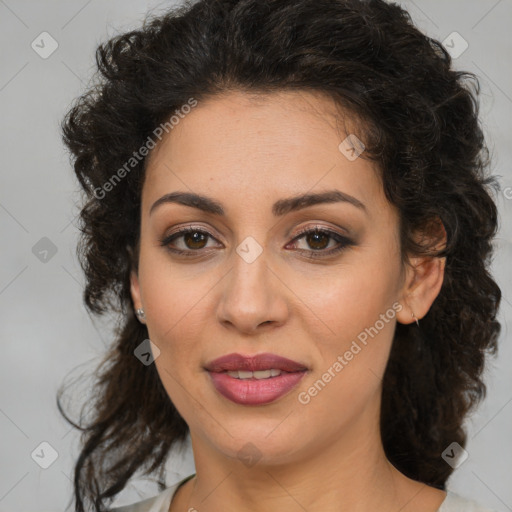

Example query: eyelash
[159,225,354,259]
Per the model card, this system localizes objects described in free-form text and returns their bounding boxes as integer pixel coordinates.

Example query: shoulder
[108,483,180,512]
[109,473,195,512]
[439,491,498,512]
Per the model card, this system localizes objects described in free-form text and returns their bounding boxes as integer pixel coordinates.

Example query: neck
[173,400,443,512]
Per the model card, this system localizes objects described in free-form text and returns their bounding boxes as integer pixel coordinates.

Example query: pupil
[182,231,330,251]
[185,231,207,249]
[308,232,328,250]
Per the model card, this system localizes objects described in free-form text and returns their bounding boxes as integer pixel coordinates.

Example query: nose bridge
[216,235,287,332]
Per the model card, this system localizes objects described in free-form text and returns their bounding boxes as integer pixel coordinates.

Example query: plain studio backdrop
[0,1,511,511]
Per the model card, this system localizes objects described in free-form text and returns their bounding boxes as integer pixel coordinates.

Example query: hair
[58,0,502,510]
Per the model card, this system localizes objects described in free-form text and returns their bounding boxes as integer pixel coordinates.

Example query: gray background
[0,1,510,511]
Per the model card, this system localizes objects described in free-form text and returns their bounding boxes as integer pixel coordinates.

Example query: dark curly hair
[58,0,502,510]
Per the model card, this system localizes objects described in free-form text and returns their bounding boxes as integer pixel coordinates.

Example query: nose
[216,248,289,335]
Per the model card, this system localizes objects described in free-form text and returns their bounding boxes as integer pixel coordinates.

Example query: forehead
[142,90,388,220]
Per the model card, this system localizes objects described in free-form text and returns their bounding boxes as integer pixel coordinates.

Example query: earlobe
[396,255,446,325]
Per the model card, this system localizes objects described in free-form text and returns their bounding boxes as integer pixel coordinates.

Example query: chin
[207,425,306,467]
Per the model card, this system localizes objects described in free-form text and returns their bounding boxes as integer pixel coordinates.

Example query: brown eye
[159,227,220,254]
[182,231,209,249]
[287,227,354,259]
[160,225,354,259]
[304,231,330,250]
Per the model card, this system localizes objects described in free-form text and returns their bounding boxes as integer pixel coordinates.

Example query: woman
[58,0,502,511]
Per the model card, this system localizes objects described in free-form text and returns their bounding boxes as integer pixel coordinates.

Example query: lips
[204,352,309,406]
[204,352,309,373]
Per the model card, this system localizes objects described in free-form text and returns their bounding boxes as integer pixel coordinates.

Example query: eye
[286,227,354,258]
[159,226,220,254]
[159,225,354,258]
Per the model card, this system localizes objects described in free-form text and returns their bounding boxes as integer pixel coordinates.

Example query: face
[130,90,441,468]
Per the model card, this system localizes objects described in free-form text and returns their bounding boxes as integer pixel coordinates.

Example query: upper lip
[204,352,309,373]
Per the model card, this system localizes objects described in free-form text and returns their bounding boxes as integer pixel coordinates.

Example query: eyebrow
[149,190,367,217]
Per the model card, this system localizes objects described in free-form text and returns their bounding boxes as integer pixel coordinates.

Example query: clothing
[110,474,497,512]
[110,474,194,512]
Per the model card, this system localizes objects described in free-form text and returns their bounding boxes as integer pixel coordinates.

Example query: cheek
[138,250,215,341]
[293,275,399,434]
[293,257,401,342]
[291,252,402,392]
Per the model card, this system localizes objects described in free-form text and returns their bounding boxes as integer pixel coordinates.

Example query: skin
[130,90,447,512]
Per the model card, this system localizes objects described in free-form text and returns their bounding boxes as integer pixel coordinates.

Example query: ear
[130,269,143,311]
[127,244,143,311]
[395,220,447,325]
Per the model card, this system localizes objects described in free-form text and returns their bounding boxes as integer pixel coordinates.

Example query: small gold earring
[411,311,420,327]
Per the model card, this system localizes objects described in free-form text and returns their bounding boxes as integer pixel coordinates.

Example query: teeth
[226,369,283,379]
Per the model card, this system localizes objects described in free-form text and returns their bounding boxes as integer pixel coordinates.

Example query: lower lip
[208,370,307,405]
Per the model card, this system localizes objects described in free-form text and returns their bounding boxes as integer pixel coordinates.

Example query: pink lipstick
[204,352,308,406]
